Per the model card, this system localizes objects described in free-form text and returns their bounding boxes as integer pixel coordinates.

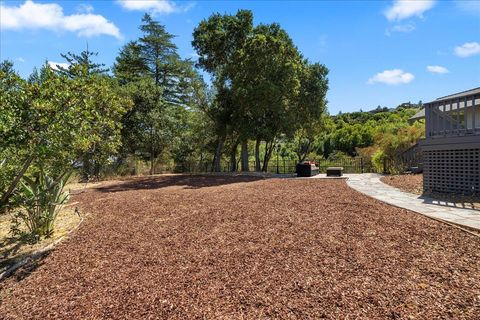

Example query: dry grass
[0,205,82,275]
[1,175,480,319]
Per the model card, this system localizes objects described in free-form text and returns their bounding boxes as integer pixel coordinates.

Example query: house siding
[421,88,480,195]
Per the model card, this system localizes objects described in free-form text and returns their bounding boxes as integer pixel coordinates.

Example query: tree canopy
[192,10,329,171]
[0,61,131,209]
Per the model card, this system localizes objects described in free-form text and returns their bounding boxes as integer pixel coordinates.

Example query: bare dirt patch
[1,175,480,319]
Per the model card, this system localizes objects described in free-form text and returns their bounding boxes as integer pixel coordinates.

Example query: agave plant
[12,168,71,240]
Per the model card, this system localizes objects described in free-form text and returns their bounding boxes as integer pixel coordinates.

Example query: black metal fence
[88,150,425,180]
[166,157,380,175]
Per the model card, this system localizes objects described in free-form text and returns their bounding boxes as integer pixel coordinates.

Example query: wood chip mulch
[1,175,480,319]
[380,174,424,195]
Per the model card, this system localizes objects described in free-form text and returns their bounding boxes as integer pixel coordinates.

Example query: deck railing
[425,94,480,138]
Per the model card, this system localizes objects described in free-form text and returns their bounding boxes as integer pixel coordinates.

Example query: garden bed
[1,175,480,319]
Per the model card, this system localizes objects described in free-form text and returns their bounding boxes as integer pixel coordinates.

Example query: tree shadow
[95,174,265,193]
[0,250,51,288]
[0,237,24,265]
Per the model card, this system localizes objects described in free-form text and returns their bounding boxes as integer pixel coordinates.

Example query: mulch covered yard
[1,175,480,319]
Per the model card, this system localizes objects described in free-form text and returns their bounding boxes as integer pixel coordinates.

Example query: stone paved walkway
[332,173,480,231]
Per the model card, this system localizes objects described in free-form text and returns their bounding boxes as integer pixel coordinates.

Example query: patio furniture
[326,167,343,177]
[296,162,319,177]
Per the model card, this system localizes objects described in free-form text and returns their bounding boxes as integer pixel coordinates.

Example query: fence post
[360,157,364,173]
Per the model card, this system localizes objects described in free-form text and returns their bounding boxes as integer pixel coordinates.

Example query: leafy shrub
[374,123,424,174]
[327,150,351,161]
[371,149,385,173]
[11,169,71,242]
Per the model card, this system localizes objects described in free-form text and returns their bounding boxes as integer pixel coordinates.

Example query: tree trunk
[254,137,261,172]
[94,160,101,181]
[241,140,249,172]
[262,140,275,172]
[81,153,91,182]
[229,139,239,172]
[297,141,312,163]
[150,151,155,175]
[150,127,155,175]
[212,135,225,172]
[0,155,34,212]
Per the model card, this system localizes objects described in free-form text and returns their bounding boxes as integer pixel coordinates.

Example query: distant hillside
[319,102,423,158]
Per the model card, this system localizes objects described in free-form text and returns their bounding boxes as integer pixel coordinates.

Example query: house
[412,87,480,195]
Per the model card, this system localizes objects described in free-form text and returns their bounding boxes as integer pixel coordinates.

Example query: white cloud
[62,14,120,38]
[16,57,26,63]
[454,42,480,57]
[385,0,435,21]
[392,23,415,32]
[385,22,416,36]
[77,4,94,14]
[117,0,177,14]
[368,69,415,85]
[47,61,70,71]
[0,1,121,38]
[426,65,449,74]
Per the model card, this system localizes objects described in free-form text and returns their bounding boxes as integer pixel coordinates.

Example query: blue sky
[1,0,479,114]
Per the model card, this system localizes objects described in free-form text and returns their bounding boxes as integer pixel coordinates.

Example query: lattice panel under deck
[423,148,480,195]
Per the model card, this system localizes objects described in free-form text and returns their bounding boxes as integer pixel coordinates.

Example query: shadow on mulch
[0,250,51,289]
[95,174,265,193]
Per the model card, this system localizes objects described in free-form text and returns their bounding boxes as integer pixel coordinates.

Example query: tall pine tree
[55,45,109,78]
[113,14,206,174]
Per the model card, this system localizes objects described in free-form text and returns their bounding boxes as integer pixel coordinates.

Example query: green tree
[194,11,329,172]
[50,48,118,180]
[290,63,329,162]
[55,47,109,78]
[0,62,131,210]
[113,41,147,84]
[232,23,315,171]
[138,14,177,86]
[0,60,29,211]
[192,10,254,171]
[114,14,206,173]
[121,78,179,174]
